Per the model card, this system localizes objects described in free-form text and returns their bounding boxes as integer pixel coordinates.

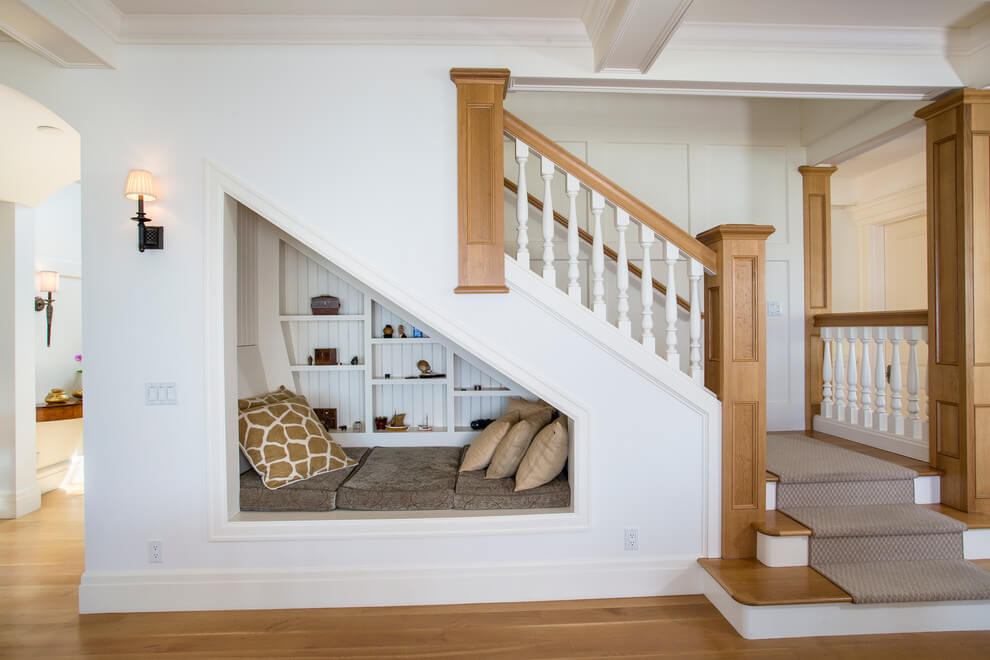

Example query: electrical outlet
[624,527,639,552]
[148,540,163,563]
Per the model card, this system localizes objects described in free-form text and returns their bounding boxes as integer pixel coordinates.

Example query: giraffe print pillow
[238,396,356,490]
[237,385,297,412]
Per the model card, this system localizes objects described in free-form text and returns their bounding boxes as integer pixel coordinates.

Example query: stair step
[698,558,850,605]
[781,503,967,538]
[922,504,990,529]
[815,559,990,604]
[752,511,810,537]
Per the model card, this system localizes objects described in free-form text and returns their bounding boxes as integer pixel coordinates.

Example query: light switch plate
[145,382,177,405]
[767,301,782,317]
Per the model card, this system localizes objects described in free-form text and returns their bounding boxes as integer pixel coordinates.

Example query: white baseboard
[36,458,71,494]
[79,556,702,614]
[703,572,990,639]
[813,415,928,461]
[0,484,41,519]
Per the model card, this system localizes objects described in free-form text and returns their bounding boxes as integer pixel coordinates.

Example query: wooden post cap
[449,68,512,99]
[696,224,775,246]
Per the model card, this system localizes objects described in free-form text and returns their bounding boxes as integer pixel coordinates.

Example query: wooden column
[799,166,836,430]
[916,89,990,513]
[697,224,775,558]
[450,68,511,294]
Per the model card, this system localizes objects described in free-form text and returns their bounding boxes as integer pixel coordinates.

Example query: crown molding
[66,0,122,40]
[582,0,616,45]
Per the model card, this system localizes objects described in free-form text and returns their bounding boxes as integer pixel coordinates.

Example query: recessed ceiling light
[36,125,62,135]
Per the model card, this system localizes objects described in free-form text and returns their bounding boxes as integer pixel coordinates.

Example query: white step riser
[757,529,990,567]
[765,475,940,511]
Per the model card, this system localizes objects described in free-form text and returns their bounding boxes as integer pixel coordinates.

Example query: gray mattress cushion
[336,446,461,511]
[454,467,570,510]
[240,447,368,512]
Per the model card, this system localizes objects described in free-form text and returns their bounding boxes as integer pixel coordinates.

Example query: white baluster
[689,259,703,384]
[859,327,873,428]
[834,334,846,421]
[540,156,556,283]
[889,327,904,435]
[640,226,656,352]
[846,328,859,425]
[821,328,834,418]
[615,209,631,336]
[514,140,530,265]
[906,327,923,440]
[664,240,680,368]
[591,191,606,319]
[873,328,888,432]
[565,174,581,301]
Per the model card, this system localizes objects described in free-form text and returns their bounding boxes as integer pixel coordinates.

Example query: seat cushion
[336,446,461,511]
[240,447,367,512]
[454,466,570,510]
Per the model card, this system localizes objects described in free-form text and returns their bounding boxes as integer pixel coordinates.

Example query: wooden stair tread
[922,504,990,530]
[765,471,778,482]
[698,559,851,606]
[752,511,811,536]
[770,430,942,477]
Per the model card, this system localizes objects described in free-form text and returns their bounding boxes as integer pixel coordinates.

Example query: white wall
[504,92,807,431]
[0,43,773,611]
[33,182,82,401]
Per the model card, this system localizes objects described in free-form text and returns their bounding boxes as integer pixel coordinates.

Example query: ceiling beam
[588,0,694,74]
[0,0,116,68]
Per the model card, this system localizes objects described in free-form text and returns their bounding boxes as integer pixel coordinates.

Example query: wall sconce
[34,270,59,347]
[125,169,163,252]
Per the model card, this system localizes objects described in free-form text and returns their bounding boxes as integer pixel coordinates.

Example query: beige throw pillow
[515,417,568,491]
[238,385,297,412]
[486,408,553,479]
[238,397,355,489]
[506,397,552,418]
[459,410,521,472]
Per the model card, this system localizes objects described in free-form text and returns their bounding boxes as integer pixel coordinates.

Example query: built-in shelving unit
[277,237,531,445]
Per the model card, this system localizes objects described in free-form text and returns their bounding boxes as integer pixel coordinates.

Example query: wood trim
[503,178,694,315]
[698,224,774,559]
[752,511,811,537]
[451,68,511,294]
[800,166,835,430]
[503,110,718,274]
[813,309,929,327]
[697,559,852,606]
[36,401,82,422]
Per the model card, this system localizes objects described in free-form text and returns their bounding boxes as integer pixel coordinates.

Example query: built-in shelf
[453,390,514,397]
[371,378,449,385]
[373,426,449,434]
[279,314,366,322]
[290,364,367,372]
[370,338,438,344]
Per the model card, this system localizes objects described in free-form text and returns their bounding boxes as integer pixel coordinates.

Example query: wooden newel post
[916,90,990,513]
[450,68,511,294]
[697,224,775,559]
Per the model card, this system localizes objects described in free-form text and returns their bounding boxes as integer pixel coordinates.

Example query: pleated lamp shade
[38,270,59,293]
[124,169,157,201]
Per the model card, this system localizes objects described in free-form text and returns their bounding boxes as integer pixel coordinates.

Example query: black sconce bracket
[132,196,164,252]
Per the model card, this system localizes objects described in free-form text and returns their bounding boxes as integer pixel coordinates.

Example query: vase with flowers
[72,354,83,400]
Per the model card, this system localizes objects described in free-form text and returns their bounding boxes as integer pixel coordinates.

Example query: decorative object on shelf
[412,327,423,338]
[470,418,495,430]
[313,348,337,365]
[313,407,337,431]
[386,412,409,432]
[339,425,347,432]
[419,415,432,432]
[310,295,341,316]
[350,355,359,365]
[473,384,482,391]
[307,356,313,366]
[353,421,363,433]
[398,324,407,338]
[417,359,433,375]
[44,388,71,405]
[34,270,59,347]
[374,416,388,430]
[125,169,163,252]
[73,354,82,399]
[383,324,394,339]
[72,389,83,399]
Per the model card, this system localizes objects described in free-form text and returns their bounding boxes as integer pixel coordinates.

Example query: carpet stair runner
[767,433,990,604]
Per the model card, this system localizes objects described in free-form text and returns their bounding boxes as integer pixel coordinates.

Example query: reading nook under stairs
[233,203,573,518]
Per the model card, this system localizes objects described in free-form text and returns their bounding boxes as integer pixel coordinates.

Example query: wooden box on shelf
[314,348,338,365]
[313,407,337,431]
[310,295,341,315]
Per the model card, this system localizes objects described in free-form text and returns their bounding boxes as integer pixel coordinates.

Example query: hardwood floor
[4,491,990,658]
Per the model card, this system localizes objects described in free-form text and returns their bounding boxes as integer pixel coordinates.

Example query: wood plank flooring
[4,491,990,657]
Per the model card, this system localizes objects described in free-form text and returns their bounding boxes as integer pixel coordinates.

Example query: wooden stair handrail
[504,178,693,315]
[503,110,718,274]
[813,310,928,327]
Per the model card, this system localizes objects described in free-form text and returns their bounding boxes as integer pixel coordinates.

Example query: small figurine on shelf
[412,327,423,338]
[339,425,347,432]
[397,324,407,338]
[350,355,359,365]
[383,324,394,339]
[374,416,388,430]
[353,421,363,433]
[307,356,314,366]
[420,415,432,432]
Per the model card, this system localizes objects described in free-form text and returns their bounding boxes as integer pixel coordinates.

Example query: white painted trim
[964,529,990,560]
[0,483,41,519]
[814,414,928,461]
[766,481,776,511]
[35,458,71,494]
[703,571,990,639]
[914,476,940,505]
[849,184,927,227]
[79,555,702,614]
[203,161,594,542]
[756,533,808,567]
[505,258,721,558]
